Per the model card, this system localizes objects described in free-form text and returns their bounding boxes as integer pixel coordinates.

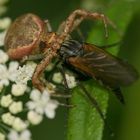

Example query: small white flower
[27,89,58,119]
[0,64,9,86]
[11,84,27,96]
[65,73,77,88]
[45,62,54,71]
[9,101,23,114]
[46,82,56,94]
[29,89,41,102]
[27,111,43,125]
[15,61,37,85]
[52,72,63,84]
[8,129,31,140]
[2,112,15,126]
[0,17,11,29]
[0,94,13,107]
[8,61,19,82]
[0,61,19,87]
[44,99,59,119]
[0,132,5,140]
[0,49,9,63]
[12,118,28,132]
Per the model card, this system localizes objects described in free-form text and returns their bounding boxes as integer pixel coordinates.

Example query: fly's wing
[68,43,138,88]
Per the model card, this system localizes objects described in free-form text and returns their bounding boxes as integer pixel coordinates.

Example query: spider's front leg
[32,53,56,92]
[58,9,116,42]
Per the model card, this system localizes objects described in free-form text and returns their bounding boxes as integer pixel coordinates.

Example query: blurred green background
[3,0,140,140]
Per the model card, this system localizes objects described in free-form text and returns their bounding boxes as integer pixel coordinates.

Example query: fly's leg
[58,65,75,108]
[51,93,71,98]
[97,41,122,49]
[78,82,105,121]
[32,53,55,92]
[58,103,74,108]
[78,82,114,136]
[58,66,70,90]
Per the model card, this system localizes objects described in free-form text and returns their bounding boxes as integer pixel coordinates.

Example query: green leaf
[67,1,137,140]
[67,81,109,140]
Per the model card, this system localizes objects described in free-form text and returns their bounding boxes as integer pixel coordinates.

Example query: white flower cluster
[0,53,59,140]
[27,89,58,120]
[0,52,32,139]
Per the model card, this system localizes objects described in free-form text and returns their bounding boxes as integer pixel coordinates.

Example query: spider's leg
[20,54,45,64]
[32,53,55,92]
[58,9,112,41]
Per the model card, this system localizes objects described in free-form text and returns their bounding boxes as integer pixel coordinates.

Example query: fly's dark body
[59,40,138,104]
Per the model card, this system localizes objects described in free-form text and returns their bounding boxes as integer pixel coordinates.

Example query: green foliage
[67,81,108,140]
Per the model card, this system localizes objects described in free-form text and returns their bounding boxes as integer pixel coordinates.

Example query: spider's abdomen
[4,13,45,60]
